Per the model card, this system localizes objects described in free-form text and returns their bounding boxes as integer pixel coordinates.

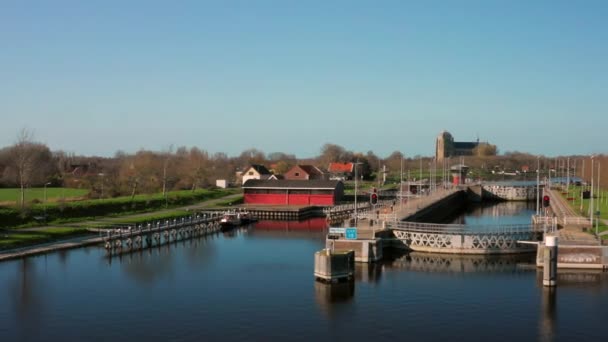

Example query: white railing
[562,216,591,226]
[386,220,539,235]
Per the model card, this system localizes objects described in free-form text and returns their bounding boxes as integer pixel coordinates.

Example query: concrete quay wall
[403,190,467,222]
[470,184,539,201]
[536,244,608,270]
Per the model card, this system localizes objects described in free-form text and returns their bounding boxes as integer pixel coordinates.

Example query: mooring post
[543,236,558,287]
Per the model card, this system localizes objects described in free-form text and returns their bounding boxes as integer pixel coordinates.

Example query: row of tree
[1,130,605,204]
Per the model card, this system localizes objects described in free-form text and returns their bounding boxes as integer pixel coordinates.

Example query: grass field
[558,185,608,236]
[0,187,89,203]
[0,227,90,250]
[0,188,239,228]
[93,210,193,227]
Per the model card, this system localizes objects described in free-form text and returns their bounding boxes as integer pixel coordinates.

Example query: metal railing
[102,212,222,240]
[562,216,591,225]
[386,220,540,235]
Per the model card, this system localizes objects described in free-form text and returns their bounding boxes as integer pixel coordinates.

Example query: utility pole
[354,160,358,226]
[419,157,422,197]
[590,156,594,226]
[536,156,540,216]
[581,159,585,213]
[566,157,570,194]
[400,156,403,212]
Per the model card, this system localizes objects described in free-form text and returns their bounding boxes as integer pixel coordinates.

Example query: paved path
[392,189,460,221]
[545,188,601,245]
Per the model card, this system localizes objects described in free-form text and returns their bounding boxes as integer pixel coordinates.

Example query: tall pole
[44,182,48,216]
[447,157,451,188]
[419,157,422,197]
[566,157,570,194]
[581,159,585,213]
[597,161,601,204]
[354,160,358,226]
[428,161,432,195]
[590,156,594,225]
[537,157,540,216]
[400,156,403,212]
[596,161,600,237]
[407,169,410,210]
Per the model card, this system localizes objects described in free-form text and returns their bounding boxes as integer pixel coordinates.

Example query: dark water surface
[1,204,607,342]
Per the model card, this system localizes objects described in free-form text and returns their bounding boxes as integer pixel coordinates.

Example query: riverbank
[0,193,243,253]
[0,188,240,228]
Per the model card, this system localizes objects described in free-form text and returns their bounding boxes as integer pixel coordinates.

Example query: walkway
[545,188,600,246]
[392,189,461,221]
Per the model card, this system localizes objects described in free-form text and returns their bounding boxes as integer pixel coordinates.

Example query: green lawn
[558,186,608,236]
[0,187,89,203]
[0,188,239,228]
[0,227,90,250]
[94,210,193,227]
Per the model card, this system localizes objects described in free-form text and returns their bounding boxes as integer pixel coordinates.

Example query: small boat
[220,212,241,230]
[237,211,256,224]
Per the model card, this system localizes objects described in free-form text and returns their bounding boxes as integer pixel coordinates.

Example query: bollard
[543,236,558,287]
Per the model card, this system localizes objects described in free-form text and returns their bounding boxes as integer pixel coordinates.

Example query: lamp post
[98,173,105,199]
[353,161,362,226]
[536,156,540,216]
[43,182,52,217]
[400,156,404,212]
[590,156,594,226]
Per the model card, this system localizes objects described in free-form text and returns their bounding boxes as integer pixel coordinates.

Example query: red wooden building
[242,180,344,206]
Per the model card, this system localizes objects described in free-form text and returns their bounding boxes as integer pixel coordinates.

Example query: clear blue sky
[1,0,606,158]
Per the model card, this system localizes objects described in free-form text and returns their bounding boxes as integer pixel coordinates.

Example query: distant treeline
[0,130,605,201]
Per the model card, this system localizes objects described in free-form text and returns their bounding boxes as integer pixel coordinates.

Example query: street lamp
[43,182,52,217]
[98,173,105,199]
[400,156,404,212]
[536,156,540,216]
[590,156,594,226]
[353,161,363,226]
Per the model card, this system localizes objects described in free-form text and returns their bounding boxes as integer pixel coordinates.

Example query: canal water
[1,203,607,342]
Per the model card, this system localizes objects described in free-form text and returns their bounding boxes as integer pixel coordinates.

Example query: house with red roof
[283,165,326,181]
[327,162,354,180]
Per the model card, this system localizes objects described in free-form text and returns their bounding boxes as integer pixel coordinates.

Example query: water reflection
[249,218,328,239]
[450,201,536,226]
[106,234,219,285]
[354,262,383,284]
[9,259,44,340]
[2,213,608,342]
[535,268,608,289]
[540,287,557,342]
[384,251,535,274]
[314,281,355,317]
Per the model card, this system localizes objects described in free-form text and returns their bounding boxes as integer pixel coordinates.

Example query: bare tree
[161,145,174,198]
[6,129,49,209]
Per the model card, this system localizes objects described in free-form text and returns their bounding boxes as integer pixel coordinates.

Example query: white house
[241,164,273,184]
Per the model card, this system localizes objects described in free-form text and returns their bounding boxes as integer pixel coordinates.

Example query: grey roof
[247,164,271,175]
[297,165,325,176]
[243,179,342,189]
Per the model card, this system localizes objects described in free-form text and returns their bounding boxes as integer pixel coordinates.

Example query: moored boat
[237,211,256,224]
[220,212,241,230]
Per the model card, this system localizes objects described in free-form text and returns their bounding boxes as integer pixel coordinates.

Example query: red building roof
[328,162,354,173]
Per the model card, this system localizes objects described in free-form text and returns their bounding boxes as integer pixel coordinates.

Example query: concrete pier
[543,236,558,286]
[314,249,355,282]
[534,188,608,269]
[326,237,384,263]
